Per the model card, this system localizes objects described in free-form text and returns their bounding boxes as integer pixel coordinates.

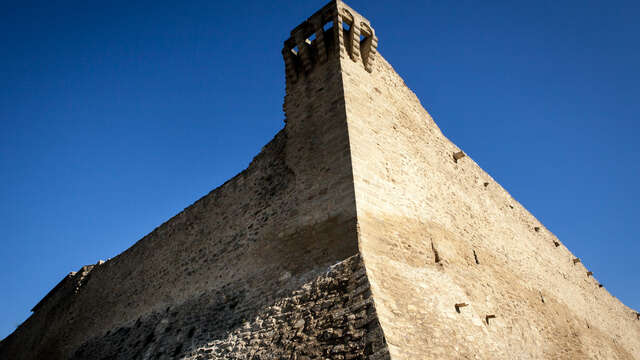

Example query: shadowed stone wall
[69,255,389,360]
[0,2,374,358]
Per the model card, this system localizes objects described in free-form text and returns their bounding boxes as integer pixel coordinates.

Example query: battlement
[282,0,378,83]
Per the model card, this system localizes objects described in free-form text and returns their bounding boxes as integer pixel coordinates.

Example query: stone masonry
[1,1,639,359]
[69,255,388,360]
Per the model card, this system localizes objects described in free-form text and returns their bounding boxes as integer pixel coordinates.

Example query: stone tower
[1,1,639,359]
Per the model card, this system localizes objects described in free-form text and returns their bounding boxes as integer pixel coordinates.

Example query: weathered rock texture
[343,46,640,360]
[1,1,639,359]
[69,255,388,360]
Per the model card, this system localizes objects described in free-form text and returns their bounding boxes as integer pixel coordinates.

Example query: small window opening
[291,46,299,55]
[360,33,366,42]
[323,21,333,32]
[342,21,351,32]
[308,33,316,42]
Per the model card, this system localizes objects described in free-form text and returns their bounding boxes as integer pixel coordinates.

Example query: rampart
[0,2,389,359]
[343,52,640,359]
[1,1,638,359]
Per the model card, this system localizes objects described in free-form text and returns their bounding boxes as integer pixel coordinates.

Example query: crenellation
[282,0,377,83]
[293,31,314,74]
[311,18,328,64]
[359,23,378,72]
[281,46,298,83]
[340,8,360,62]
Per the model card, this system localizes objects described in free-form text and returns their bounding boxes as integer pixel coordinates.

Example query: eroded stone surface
[342,43,640,360]
[69,256,389,360]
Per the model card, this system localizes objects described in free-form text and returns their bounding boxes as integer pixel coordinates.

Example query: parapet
[282,0,378,83]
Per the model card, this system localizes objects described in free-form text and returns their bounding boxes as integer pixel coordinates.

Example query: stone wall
[341,42,640,359]
[2,1,638,359]
[68,255,389,360]
[0,12,363,357]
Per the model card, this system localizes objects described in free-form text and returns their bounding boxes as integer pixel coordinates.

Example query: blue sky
[1,0,638,339]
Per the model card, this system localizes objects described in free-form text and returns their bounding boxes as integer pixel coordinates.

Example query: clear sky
[1,0,638,340]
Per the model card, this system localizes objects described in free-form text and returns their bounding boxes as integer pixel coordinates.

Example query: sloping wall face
[0,54,361,360]
[69,255,390,360]
[342,53,640,359]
